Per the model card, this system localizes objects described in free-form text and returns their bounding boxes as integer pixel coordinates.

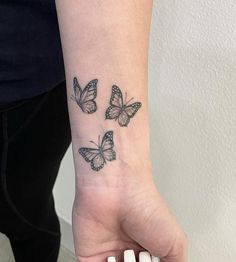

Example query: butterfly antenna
[89,140,99,148]
[98,135,101,147]
[125,92,127,104]
[70,95,75,101]
[126,97,134,105]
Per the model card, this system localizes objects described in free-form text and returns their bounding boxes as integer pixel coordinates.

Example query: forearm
[56,4,188,260]
[56,0,153,190]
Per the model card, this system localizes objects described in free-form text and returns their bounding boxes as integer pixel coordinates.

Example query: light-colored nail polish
[107,256,116,262]
[124,249,136,262]
[151,255,160,262]
[139,251,152,262]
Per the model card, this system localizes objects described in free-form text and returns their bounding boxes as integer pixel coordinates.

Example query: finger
[107,257,117,262]
[159,233,188,262]
[151,256,160,262]
[139,251,152,262]
[124,250,136,262]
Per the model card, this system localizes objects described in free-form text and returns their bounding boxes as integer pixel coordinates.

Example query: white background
[54,1,236,261]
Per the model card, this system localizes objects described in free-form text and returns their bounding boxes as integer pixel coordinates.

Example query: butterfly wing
[79,148,100,162]
[79,147,105,171]
[101,131,114,150]
[125,102,142,117]
[110,85,123,107]
[80,101,97,114]
[79,79,98,114]
[91,154,105,171]
[103,149,116,162]
[118,110,130,127]
[101,131,116,161]
[105,106,122,120]
[73,77,82,104]
[105,85,123,120]
[117,102,142,127]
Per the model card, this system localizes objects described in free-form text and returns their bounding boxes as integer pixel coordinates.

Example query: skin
[55,1,188,261]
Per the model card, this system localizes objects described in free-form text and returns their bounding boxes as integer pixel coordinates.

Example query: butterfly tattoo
[79,131,116,172]
[105,85,142,127]
[71,77,98,114]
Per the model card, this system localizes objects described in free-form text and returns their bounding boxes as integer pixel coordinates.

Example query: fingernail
[151,255,160,262]
[124,249,136,262]
[139,251,152,262]
[108,256,116,262]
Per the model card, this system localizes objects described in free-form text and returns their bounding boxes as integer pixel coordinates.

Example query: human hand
[72,177,187,262]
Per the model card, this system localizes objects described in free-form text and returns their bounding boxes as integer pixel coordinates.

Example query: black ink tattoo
[79,131,116,172]
[105,85,142,127]
[71,77,98,114]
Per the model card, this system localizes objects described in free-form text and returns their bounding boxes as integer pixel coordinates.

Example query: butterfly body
[72,77,98,114]
[105,85,142,127]
[79,131,116,171]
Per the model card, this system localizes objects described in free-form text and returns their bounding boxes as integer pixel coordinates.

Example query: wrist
[74,157,153,190]
[71,122,152,186]
[73,165,158,230]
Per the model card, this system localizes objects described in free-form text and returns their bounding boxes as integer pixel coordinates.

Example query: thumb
[159,230,188,262]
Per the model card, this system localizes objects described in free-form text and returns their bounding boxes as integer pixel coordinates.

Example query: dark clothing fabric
[0,0,65,106]
[0,81,71,261]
